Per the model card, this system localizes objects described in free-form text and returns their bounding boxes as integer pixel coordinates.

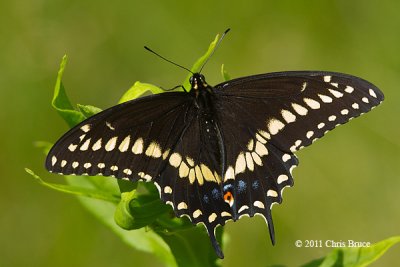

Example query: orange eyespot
[223,191,234,207]
[223,191,232,201]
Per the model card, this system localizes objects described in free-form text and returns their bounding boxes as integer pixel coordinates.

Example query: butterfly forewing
[46,92,193,180]
[215,71,384,153]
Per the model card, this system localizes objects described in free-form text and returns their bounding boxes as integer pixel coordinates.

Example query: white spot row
[293,82,370,151]
[51,156,138,179]
[71,135,168,162]
[225,137,269,180]
[188,200,272,222]
[224,130,270,181]
[169,153,220,185]
[176,198,283,223]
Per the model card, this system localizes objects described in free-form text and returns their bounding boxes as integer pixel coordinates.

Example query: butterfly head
[190,73,208,90]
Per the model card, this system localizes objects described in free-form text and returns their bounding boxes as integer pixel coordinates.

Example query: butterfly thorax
[189,73,217,122]
[189,73,208,91]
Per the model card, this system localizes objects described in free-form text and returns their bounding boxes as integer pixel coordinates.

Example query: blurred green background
[1,0,399,266]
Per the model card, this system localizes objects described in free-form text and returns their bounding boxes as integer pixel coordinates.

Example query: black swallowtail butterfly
[45,31,384,259]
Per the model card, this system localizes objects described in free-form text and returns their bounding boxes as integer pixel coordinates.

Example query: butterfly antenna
[144,46,194,74]
[199,28,231,73]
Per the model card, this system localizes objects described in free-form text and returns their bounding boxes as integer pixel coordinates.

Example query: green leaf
[77,104,102,117]
[301,236,400,267]
[118,81,164,104]
[182,34,220,91]
[65,174,177,267]
[52,55,86,127]
[156,225,223,267]
[25,168,120,203]
[115,189,171,230]
[221,64,231,81]
[114,190,140,230]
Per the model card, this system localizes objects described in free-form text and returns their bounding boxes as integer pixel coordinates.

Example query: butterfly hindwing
[214,94,299,243]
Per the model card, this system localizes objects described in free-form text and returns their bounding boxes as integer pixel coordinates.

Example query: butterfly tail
[266,211,276,245]
[207,226,224,259]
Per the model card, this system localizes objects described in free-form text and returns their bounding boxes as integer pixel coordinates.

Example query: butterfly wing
[215,71,384,153]
[212,71,383,243]
[46,92,194,181]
